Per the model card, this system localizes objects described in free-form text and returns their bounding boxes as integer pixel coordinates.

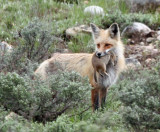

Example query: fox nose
[96,52,102,58]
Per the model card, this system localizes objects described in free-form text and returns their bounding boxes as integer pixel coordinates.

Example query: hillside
[0,0,160,132]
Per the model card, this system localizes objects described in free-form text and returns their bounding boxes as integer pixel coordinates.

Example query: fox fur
[35,23,126,110]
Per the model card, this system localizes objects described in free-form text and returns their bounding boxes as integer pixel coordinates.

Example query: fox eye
[105,44,110,47]
[97,43,100,48]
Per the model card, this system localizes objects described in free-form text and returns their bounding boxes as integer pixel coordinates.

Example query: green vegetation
[1,67,159,131]
[0,71,91,122]
[0,0,160,132]
[118,68,160,131]
[1,0,160,51]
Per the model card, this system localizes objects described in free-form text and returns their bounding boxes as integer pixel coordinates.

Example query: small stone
[151,49,159,55]
[157,31,160,35]
[5,112,19,120]
[84,1,89,4]
[130,40,135,44]
[63,49,69,53]
[140,42,145,45]
[127,39,131,43]
[144,44,154,50]
[66,28,77,37]
[145,58,156,64]
[84,6,104,16]
[157,35,160,41]
[129,54,142,59]
[0,41,13,54]
[125,58,142,69]
[66,25,91,37]
[146,37,155,43]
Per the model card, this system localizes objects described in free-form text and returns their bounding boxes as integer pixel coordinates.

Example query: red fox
[35,23,126,110]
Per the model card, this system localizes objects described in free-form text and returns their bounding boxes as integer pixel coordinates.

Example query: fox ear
[109,23,120,39]
[90,23,100,39]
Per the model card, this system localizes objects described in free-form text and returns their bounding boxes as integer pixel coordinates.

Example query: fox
[35,23,126,110]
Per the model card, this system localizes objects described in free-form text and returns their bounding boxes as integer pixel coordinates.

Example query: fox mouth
[95,48,114,58]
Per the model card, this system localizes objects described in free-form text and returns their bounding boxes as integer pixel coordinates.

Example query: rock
[122,22,151,37]
[126,44,159,62]
[127,39,131,44]
[130,40,135,44]
[0,41,13,54]
[127,39,135,44]
[157,31,160,36]
[125,58,142,69]
[66,25,91,37]
[143,45,154,50]
[139,45,159,55]
[146,37,156,43]
[84,1,89,4]
[151,49,159,55]
[129,54,142,59]
[5,112,19,120]
[145,58,156,64]
[53,36,64,43]
[84,6,104,16]
[157,35,160,41]
[140,42,145,45]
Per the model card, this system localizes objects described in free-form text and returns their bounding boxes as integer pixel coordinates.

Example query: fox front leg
[91,88,99,111]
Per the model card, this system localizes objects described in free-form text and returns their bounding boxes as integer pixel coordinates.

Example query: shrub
[0,70,129,131]
[0,71,91,122]
[117,69,160,131]
[0,107,9,122]
[0,111,126,132]
[0,48,38,75]
[19,18,56,62]
[0,19,60,74]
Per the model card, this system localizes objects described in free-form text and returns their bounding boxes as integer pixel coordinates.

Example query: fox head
[90,23,120,58]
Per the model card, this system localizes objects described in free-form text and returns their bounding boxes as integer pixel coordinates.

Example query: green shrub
[0,19,59,74]
[117,69,160,131]
[0,71,91,122]
[0,107,9,122]
[0,111,127,132]
[19,18,56,62]
[0,73,32,113]
[0,48,38,75]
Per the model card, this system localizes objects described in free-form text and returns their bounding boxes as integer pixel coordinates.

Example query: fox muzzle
[96,48,114,58]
